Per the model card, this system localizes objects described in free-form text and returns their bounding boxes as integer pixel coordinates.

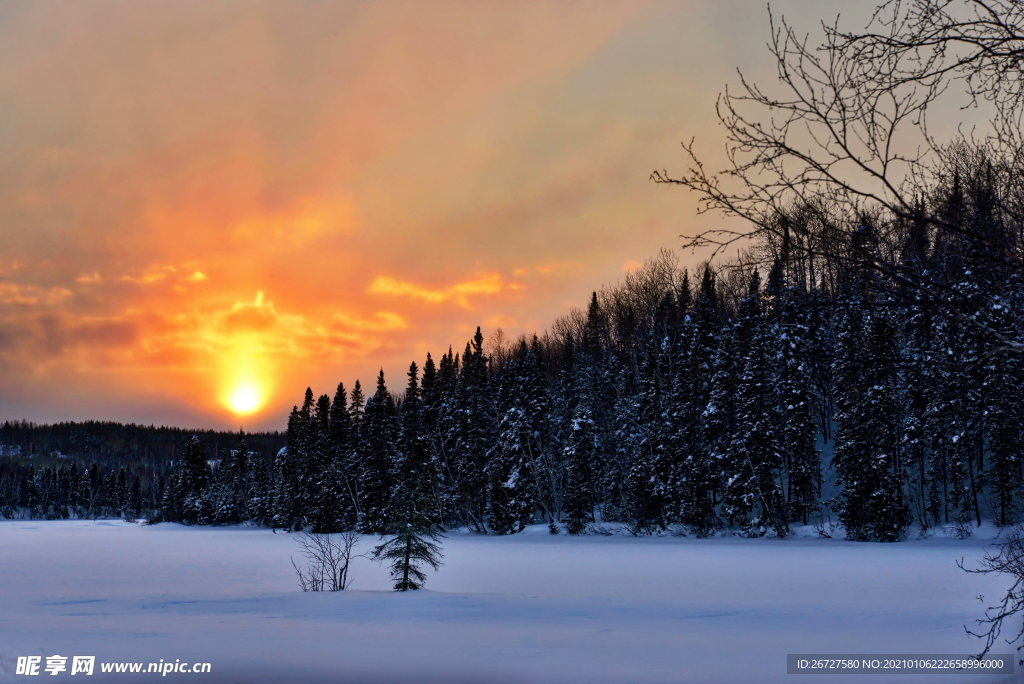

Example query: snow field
[0,521,1017,683]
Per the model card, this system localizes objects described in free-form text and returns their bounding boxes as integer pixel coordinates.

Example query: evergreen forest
[4,151,1023,542]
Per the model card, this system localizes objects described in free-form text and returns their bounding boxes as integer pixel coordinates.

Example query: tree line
[153,152,1021,541]
[0,422,281,521]
[3,170,1021,541]
[5,148,1022,540]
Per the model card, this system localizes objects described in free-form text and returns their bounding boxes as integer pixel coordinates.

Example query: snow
[0,520,1018,683]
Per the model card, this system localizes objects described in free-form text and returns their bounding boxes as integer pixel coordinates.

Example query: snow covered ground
[0,520,1018,683]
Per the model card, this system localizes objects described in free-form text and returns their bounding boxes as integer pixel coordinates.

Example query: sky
[0,0,892,430]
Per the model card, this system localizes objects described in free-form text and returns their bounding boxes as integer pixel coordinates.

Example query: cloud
[218,291,280,333]
[113,264,211,288]
[0,283,73,306]
[120,265,177,285]
[333,311,408,332]
[368,273,505,309]
[0,283,419,422]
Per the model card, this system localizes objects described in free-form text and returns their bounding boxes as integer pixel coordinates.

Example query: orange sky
[0,1,870,430]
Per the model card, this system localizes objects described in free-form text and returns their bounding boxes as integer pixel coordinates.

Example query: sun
[227,382,262,415]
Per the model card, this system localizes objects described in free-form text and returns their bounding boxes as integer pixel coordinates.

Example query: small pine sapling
[371,439,443,591]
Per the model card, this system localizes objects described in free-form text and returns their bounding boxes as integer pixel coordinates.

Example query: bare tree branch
[653,1,1024,353]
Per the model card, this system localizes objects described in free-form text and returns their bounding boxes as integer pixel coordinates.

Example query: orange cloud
[368,273,505,309]
[116,264,214,288]
[0,280,420,422]
[333,311,408,332]
[120,265,177,285]
[0,283,73,306]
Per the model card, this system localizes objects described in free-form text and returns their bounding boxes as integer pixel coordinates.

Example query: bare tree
[652,6,942,247]
[291,530,359,592]
[487,327,512,374]
[843,0,1024,149]
[652,0,1024,354]
[960,525,1024,659]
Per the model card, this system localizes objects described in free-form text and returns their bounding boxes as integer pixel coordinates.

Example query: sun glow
[226,382,262,415]
[216,318,276,418]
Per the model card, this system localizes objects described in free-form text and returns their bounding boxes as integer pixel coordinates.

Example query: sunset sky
[0,0,865,430]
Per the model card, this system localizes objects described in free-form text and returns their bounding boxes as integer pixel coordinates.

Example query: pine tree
[271,409,301,529]
[401,361,422,450]
[681,266,726,535]
[488,343,540,533]
[349,380,366,435]
[68,461,80,513]
[444,330,493,530]
[116,466,128,518]
[180,436,212,525]
[211,430,251,525]
[594,351,628,522]
[723,271,787,536]
[431,348,461,526]
[330,382,358,528]
[347,379,366,521]
[306,393,347,533]
[703,319,736,499]
[832,226,910,541]
[248,449,271,526]
[897,203,934,529]
[582,292,606,362]
[987,317,1023,525]
[160,466,181,523]
[360,370,398,533]
[20,465,38,518]
[564,400,597,534]
[626,335,669,533]
[420,353,440,436]
[295,388,317,525]
[128,475,142,521]
[371,438,444,591]
[779,283,821,524]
